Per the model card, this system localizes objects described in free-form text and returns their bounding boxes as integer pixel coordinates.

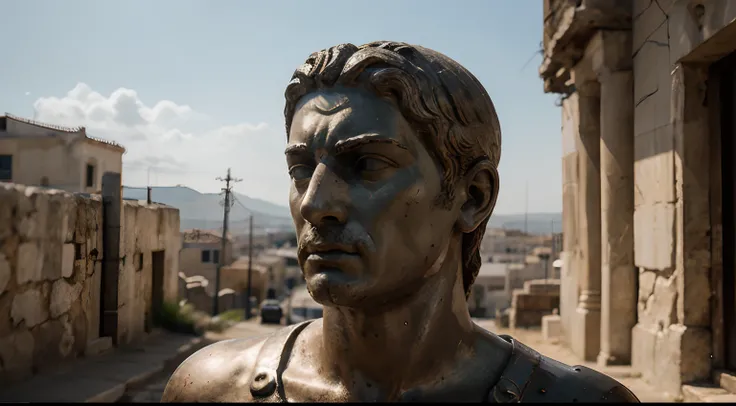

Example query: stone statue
[162,41,640,403]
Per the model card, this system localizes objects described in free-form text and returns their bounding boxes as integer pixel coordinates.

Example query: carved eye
[355,156,392,173]
[288,165,314,181]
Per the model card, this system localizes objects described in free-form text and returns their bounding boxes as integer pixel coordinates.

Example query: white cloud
[32,82,291,206]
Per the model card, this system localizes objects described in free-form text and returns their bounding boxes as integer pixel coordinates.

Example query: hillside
[123,186,561,235]
[122,186,293,232]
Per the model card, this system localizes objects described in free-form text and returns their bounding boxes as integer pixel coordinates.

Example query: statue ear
[457,160,499,233]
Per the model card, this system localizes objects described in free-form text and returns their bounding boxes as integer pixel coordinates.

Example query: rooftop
[1,113,125,152]
[182,228,232,243]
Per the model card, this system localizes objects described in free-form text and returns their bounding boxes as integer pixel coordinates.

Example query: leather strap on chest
[248,320,314,403]
[488,335,543,403]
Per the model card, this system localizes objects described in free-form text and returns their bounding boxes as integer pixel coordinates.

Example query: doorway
[146,250,165,333]
[716,52,736,371]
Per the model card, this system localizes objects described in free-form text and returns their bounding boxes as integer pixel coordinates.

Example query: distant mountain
[123,185,561,236]
[122,186,293,233]
[487,212,562,235]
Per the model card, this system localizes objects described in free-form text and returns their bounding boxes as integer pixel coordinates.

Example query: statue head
[284,41,501,309]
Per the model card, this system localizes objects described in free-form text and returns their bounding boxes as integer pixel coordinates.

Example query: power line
[212,168,241,316]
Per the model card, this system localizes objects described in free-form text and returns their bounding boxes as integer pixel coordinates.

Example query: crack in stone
[633,0,654,22]
[636,88,659,107]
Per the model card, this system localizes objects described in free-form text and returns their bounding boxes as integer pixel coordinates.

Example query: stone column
[597,69,636,366]
[573,80,602,362]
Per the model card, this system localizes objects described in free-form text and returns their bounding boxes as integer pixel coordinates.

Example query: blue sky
[0,0,562,215]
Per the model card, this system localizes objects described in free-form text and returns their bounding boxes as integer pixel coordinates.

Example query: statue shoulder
[161,334,269,403]
[489,335,640,403]
[529,357,640,403]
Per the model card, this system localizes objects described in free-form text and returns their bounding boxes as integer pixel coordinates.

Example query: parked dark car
[260,299,283,324]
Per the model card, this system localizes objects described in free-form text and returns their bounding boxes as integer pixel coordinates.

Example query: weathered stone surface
[542,314,562,341]
[634,203,675,270]
[67,300,88,357]
[41,241,61,281]
[638,269,657,306]
[49,280,82,318]
[0,328,35,379]
[32,318,65,368]
[0,253,10,295]
[61,244,75,279]
[0,187,14,241]
[640,274,677,329]
[633,19,671,137]
[59,314,75,358]
[634,125,675,207]
[631,323,656,382]
[16,242,43,285]
[11,289,48,328]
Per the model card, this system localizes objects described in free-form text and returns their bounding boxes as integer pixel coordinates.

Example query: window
[86,164,95,188]
[201,250,210,263]
[212,249,220,264]
[0,155,12,181]
[136,252,144,271]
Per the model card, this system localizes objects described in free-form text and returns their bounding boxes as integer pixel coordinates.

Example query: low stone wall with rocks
[509,279,561,329]
[0,183,180,384]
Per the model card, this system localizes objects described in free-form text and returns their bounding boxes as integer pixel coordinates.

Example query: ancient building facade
[0,114,125,193]
[0,182,180,384]
[540,0,736,398]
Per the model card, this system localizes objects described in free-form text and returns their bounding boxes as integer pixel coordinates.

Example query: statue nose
[299,164,349,226]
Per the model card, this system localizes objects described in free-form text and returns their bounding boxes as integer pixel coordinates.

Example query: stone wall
[0,183,180,384]
[629,0,736,396]
[118,200,180,345]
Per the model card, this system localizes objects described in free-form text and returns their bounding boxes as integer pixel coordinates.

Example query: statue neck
[319,242,475,399]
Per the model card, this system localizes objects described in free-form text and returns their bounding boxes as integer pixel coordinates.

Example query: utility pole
[245,214,254,320]
[213,168,241,316]
[524,181,529,235]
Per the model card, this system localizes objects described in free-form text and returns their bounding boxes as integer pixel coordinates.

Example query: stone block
[632,0,671,54]
[639,274,677,328]
[11,288,48,328]
[0,329,35,380]
[511,309,551,329]
[0,253,9,295]
[634,203,675,270]
[49,279,82,318]
[61,244,75,278]
[542,314,562,341]
[634,125,675,206]
[41,241,61,281]
[512,292,560,311]
[16,242,43,285]
[631,323,656,382]
[0,186,14,241]
[633,20,672,136]
[638,268,656,303]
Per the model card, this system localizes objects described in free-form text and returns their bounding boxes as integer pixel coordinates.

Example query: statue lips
[301,242,361,273]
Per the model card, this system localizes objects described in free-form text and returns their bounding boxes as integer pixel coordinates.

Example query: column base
[572,306,601,362]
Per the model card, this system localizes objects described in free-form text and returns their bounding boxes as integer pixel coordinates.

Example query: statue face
[286,87,460,308]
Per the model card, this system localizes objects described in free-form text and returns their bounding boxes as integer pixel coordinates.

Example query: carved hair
[284,41,502,297]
